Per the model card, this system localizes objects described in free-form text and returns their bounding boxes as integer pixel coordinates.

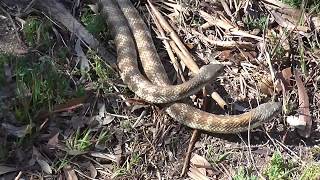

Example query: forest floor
[1,0,320,179]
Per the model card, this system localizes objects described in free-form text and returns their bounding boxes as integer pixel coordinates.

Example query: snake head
[199,63,225,81]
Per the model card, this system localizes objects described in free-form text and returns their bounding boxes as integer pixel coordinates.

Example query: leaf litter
[0,0,320,179]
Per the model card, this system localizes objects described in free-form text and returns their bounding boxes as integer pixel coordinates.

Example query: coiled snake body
[100,0,282,133]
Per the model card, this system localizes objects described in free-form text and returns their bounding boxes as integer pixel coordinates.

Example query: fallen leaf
[75,38,90,72]
[90,152,120,164]
[36,97,87,120]
[94,103,115,125]
[188,154,212,179]
[37,159,52,174]
[47,133,60,147]
[1,123,30,138]
[33,147,52,174]
[311,15,320,31]
[63,165,78,180]
[281,67,293,83]
[188,167,210,180]
[82,162,97,178]
[0,165,17,175]
[88,4,98,13]
[218,50,232,61]
[294,69,311,138]
[258,75,275,95]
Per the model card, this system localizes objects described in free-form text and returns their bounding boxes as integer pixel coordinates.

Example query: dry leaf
[0,165,17,176]
[47,133,59,147]
[63,165,78,180]
[1,123,30,138]
[94,103,115,125]
[294,69,311,138]
[218,50,232,61]
[281,67,293,85]
[271,11,308,32]
[187,154,213,180]
[37,159,52,174]
[87,4,98,13]
[90,152,120,164]
[33,147,52,174]
[311,16,320,31]
[258,76,274,95]
[75,39,90,72]
[82,162,97,178]
[188,167,210,180]
[190,154,211,174]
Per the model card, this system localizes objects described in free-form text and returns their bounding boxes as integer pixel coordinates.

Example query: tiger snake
[99,0,282,133]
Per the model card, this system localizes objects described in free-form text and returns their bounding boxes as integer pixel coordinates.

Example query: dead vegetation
[0,0,320,179]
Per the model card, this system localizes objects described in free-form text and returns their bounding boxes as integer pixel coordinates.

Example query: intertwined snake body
[100,0,282,133]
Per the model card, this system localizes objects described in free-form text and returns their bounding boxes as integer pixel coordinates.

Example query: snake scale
[100,0,282,133]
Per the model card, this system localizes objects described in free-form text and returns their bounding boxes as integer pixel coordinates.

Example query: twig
[147,0,199,73]
[147,5,186,82]
[180,129,200,177]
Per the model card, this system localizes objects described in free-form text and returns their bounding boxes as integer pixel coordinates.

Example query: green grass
[23,17,53,50]
[120,119,133,132]
[282,0,303,7]
[96,128,112,147]
[15,55,70,122]
[205,145,233,164]
[113,152,142,178]
[66,128,93,153]
[87,50,115,93]
[264,151,297,180]
[233,167,258,180]
[281,0,320,13]
[0,53,73,123]
[244,15,268,31]
[300,163,320,180]
[81,7,107,37]
[269,30,287,60]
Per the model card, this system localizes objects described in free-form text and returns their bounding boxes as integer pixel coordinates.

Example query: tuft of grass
[310,146,320,157]
[0,53,12,86]
[264,151,297,180]
[96,128,111,147]
[120,120,132,132]
[281,0,320,13]
[52,154,74,173]
[15,55,70,122]
[81,7,107,36]
[113,152,142,178]
[281,0,303,7]
[87,51,115,93]
[232,167,258,180]
[23,17,53,50]
[66,129,93,152]
[269,30,287,60]
[244,15,268,31]
[300,163,320,180]
[205,145,233,165]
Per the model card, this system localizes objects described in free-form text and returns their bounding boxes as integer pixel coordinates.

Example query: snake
[100,0,282,133]
[98,0,225,104]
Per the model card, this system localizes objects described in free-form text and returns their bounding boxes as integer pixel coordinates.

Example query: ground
[0,0,320,179]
